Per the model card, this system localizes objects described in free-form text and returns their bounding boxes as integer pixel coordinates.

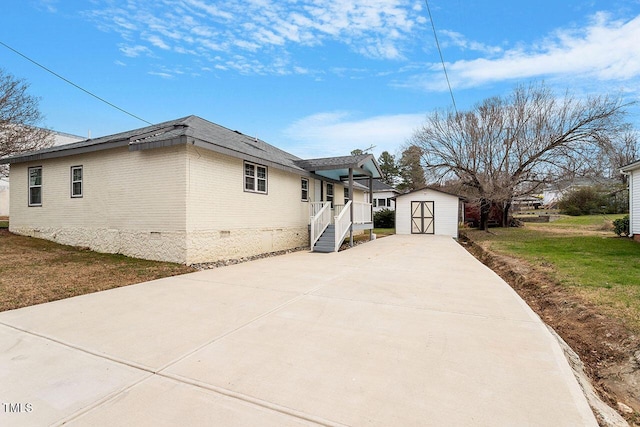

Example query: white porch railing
[353,201,373,224]
[310,202,331,249]
[310,202,326,218]
[334,200,352,251]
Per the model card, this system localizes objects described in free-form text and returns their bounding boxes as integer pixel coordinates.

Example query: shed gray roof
[621,159,640,173]
[393,186,464,200]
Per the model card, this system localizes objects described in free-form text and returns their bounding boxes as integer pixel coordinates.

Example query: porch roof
[295,154,382,181]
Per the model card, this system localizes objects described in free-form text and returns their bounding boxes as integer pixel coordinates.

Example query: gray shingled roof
[365,179,398,192]
[1,116,382,181]
[294,155,368,170]
[1,116,307,174]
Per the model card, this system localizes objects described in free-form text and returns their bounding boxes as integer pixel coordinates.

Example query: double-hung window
[343,187,350,202]
[244,161,267,194]
[301,178,309,201]
[28,166,42,206]
[71,166,83,198]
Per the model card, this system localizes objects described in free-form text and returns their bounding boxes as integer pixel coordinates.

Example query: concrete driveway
[1,235,596,426]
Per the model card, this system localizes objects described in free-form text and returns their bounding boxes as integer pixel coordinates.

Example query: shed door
[411,201,434,234]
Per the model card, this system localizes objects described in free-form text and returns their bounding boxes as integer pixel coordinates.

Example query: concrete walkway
[1,235,596,426]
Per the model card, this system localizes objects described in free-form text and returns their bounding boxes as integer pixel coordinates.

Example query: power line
[0,40,153,125]
[424,0,458,113]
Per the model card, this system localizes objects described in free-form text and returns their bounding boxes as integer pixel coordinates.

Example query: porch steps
[313,225,337,253]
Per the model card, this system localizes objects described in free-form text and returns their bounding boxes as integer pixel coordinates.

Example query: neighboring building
[542,177,618,207]
[621,160,640,241]
[0,129,84,217]
[0,116,381,263]
[394,187,463,238]
[366,179,400,212]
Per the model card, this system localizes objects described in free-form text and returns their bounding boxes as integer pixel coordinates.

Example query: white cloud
[439,30,503,55]
[146,35,170,50]
[83,0,426,74]
[119,44,150,58]
[405,12,640,92]
[148,71,173,79]
[283,111,426,158]
[37,0,58,13]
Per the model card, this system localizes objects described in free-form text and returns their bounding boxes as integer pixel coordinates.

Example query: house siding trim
[631,168,640,236]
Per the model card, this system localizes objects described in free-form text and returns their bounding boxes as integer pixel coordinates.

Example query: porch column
[349,167,354,247]
[369,174,374,241]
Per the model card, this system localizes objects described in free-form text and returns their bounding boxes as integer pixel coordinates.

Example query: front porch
[310,201,374,253]
[297,154,381,253]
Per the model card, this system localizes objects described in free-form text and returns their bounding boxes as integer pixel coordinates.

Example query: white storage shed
[621,160,640,240]
[394,188,463,238]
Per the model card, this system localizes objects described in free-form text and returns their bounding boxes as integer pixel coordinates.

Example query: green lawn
[373,228,395,236]
[465,215,640,331]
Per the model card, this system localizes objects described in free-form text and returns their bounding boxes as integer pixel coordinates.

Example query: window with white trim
[28,166,42,206]
[343,187,350,202]
[326,183,334,207]
[71,166,83,198]
[301,178,309,201]
[244,161,267,193]
[377,198,387,207]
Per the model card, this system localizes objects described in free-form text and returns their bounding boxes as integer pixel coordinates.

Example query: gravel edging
[191,246,309,270]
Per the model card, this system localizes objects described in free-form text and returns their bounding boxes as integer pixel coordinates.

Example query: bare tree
[0,69,53,177]
[601,124,639,183]
[410,82,631,229]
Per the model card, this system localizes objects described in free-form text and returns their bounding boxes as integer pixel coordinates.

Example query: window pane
[245,176,254,190]
[73,182,82,196]
[30,188,41,205]
[29,169,42,186]
[245,163,254,177]
[257,167,266,179]
[257,179,266,192]
[73,168,82,181]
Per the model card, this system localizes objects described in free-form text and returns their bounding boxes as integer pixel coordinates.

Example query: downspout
[349,168,354,247]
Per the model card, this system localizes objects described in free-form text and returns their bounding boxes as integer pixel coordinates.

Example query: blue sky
[2,0,640,159]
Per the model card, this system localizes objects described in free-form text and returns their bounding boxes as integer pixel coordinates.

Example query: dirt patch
[460,232,640,426]
[0,229,194,312]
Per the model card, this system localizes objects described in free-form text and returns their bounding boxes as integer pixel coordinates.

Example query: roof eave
[620,159,640,173]
[0,139,128,164]
[189,137,310,177]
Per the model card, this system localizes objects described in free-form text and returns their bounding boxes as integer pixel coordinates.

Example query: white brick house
[1,116,381,263]
[0,130,84,216]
